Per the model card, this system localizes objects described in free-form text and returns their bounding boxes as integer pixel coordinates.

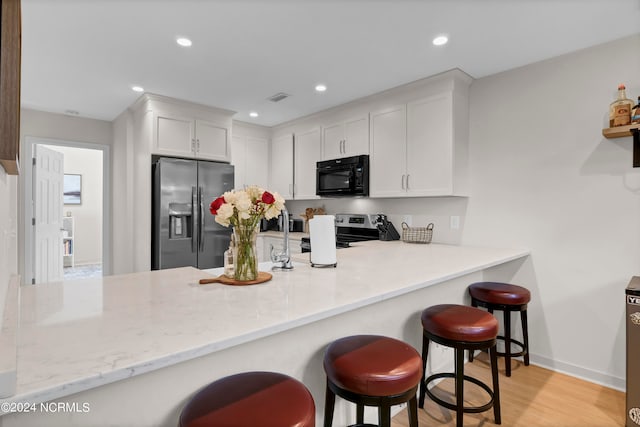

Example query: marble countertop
[3,241,529,407]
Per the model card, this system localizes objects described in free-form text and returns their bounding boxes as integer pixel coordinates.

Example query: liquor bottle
[609,84,634,127]
[632,96,640,125]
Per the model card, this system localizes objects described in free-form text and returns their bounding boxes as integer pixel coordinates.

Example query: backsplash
[286,196,468,245]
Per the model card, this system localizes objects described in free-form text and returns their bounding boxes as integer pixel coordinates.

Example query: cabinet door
[294,127,321,200]
[244,136,269,189]
[369,105,407,197]
[406,93,453,196]
[270,133,294,199]
[155,114,195,157]
[343,115,369,156]
[195,120,230,162]
[322,122,344,160]
[231,135,246,189]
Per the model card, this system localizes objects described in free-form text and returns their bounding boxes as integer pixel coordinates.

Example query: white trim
[529,352,625,392]
[22,137,112,284]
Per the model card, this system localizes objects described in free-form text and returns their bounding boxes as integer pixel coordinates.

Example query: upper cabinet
[294,127,322,200]
[269,133,294,199]
[0,0,21,175]
[369,72,471,197]
[322,115,369,160]
[232,133,269,190]
[144,94,234,162]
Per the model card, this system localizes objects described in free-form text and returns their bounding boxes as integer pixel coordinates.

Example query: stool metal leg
[469,299,477,362]
[407,395,419,427]
[356,404,364,424]
[490,344,502,424]
[418,333,429,408]
[521,309,530,366]
[324,380,336,427]
[504,310,512,377]
[379,405,391,427]
[455,347,464,427]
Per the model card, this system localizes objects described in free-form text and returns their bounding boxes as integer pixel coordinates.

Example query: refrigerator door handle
[191,186,198,253]
[199,186,205,252]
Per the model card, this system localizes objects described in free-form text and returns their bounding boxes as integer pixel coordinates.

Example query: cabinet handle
[406,174,410,190]
[342,140,346,154]
[191,139,196,153]
[401,174,406,190]
[196,138,200,153]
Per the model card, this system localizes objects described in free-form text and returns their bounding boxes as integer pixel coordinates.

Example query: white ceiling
[20,0,640,127]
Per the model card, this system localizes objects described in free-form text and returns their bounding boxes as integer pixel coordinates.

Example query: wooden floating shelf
[602,124,640,167]
[602,123,640,139]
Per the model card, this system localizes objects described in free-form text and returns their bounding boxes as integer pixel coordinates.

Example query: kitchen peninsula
[0,241,529,427]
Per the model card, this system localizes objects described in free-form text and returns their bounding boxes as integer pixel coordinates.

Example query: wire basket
[401,222,434,244]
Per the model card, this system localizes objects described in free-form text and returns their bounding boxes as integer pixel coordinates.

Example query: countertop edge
[3,248,530,406]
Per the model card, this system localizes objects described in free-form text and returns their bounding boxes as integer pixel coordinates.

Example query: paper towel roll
[309,215,337,267]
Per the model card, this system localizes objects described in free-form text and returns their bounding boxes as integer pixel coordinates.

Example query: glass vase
[232,225,258,281]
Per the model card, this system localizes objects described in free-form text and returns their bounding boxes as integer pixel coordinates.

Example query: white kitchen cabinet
[369,105,407,197]
[155,113,230,162]
[232,134,269,190]
[322,115,369,160]
[269,133,294,199]
[294,127,321,200]
[370,90,467,197]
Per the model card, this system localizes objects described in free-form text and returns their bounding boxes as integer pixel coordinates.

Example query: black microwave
[316,154,369,197]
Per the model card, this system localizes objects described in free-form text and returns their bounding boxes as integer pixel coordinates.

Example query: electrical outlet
[450,215,460,230]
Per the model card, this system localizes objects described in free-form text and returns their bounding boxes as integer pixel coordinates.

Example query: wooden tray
[199,271,273,286]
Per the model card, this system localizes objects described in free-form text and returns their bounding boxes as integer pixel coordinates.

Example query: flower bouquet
[209,186,285,281]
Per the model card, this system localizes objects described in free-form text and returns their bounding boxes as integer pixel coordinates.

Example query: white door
[322,122,344,160]
[33,145,64,283]
[244,136,269,189]
[343,115,369,156]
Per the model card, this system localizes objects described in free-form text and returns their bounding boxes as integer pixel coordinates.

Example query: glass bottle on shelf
[632,96,640,125]
[609,84,634,127]
[223,234,235,278]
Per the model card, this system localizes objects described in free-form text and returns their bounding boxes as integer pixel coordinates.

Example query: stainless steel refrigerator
[627,276,640,427]
[152,156,234,270]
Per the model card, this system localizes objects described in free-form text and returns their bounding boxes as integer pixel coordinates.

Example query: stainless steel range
[300,213,388,253]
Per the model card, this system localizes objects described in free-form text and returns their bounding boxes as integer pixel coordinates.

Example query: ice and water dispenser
[627,276,640,426]
[169,203,192,239]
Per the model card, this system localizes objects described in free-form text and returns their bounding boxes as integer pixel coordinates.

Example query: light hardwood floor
[391,355,625,427]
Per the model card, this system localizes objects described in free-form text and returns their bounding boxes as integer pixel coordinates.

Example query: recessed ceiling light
[176,37,192,47]
[131,85,144,93]
[432,35,449,46]
[315,84,327,92]
[249,112,259,118]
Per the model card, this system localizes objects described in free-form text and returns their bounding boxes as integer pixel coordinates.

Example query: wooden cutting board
[199,271,273,286]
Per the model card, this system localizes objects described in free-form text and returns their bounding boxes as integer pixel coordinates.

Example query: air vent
[267,92,291,103]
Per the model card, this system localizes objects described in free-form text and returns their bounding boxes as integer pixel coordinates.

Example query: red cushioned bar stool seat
[468,281,531,377]
[323,335,423,427]
[419,304,501,427]
[179,371,315,427]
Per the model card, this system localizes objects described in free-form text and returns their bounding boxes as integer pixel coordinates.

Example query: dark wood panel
[0,0,21,175]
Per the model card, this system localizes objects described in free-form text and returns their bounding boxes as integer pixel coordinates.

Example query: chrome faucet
[270,207,294,270]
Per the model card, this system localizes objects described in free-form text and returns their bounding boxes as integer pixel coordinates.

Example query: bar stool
[178,371,315,427]
[468,281,531,377]
[323,335,422,427]
[419,304,501,427]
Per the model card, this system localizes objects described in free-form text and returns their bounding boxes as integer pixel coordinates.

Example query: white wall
[41,145,103,265]
[463,34,640,389]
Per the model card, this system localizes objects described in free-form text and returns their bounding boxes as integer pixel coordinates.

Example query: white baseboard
[529,353,625,392]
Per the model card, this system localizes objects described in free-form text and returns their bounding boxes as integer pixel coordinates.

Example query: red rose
[209,197,225,215]
[261,191,275,204]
